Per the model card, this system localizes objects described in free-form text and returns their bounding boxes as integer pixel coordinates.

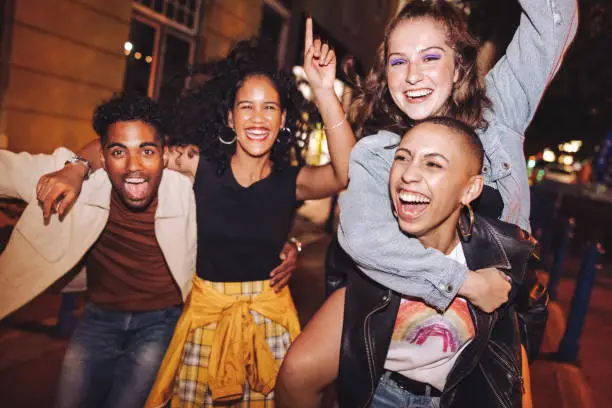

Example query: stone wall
[2,0,132,153]
[197,0,264,63]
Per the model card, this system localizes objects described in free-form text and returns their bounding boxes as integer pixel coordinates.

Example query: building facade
[0,0,396,154]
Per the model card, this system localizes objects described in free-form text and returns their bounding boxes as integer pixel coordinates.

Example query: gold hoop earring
[458,203,475,241]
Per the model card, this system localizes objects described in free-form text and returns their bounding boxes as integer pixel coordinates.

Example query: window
[123,0,202,103]
[134,0,201,34]
[259,0,290,68]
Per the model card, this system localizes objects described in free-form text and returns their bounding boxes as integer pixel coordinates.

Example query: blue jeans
[371,372,441,408]
[54,302,181,408]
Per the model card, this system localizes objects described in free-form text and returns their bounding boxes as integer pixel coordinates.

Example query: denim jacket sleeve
[484,0,578,135]
[338,132,469,311]
[482,0,578,231]
[337,1,578,311]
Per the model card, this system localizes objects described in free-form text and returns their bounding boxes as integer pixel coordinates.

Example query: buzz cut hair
[411,116,484,173]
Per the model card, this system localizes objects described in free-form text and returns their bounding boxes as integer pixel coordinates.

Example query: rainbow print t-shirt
[383,244,475,391]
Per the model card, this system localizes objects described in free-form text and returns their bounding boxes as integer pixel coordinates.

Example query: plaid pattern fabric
[169,280,293,407]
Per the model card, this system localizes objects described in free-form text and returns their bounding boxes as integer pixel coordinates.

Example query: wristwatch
[65,156,93,179]
[289,237,303,255]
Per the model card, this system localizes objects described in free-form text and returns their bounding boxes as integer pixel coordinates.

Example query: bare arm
[295,18,356,201]
[34,139,101,222]
[166,145,200,182]
[76,139,103,171]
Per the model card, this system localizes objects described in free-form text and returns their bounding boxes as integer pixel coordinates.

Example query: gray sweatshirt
[337,0,579,311]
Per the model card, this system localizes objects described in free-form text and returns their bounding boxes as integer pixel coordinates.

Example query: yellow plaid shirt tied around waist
[146,277,301,407]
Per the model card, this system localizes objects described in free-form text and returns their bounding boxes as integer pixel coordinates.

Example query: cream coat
[0,147,197,319]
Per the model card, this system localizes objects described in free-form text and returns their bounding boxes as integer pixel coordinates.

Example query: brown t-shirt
[86,190,182,311]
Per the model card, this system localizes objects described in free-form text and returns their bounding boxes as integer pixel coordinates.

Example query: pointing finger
[304,17,313,57]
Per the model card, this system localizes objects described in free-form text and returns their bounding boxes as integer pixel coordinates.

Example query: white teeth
[405,89,433,98]
[247,129,269,136]
[399,191,430,204]
[125,178,146,184]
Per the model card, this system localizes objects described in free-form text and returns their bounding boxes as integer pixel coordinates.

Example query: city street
[1,198,611,407]
[0,1,610,407]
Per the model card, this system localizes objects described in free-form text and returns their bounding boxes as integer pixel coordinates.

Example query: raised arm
[0,148,74,203]
[481,0,578,232]
[484,0,579,133]
[295,18,356,201]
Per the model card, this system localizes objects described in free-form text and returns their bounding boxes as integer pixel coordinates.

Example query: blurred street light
[559,140,583,153]
[559,154,574,166]
[527,156,537,169]
[543,148,556,163]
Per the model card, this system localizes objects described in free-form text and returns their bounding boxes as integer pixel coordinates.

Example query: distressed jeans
[54,302,181,408]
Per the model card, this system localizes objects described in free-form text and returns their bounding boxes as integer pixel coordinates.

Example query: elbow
[335,175,349,192]
[332,168,350,192]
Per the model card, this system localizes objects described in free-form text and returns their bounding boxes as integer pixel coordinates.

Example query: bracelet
[289,237,303,255]
[323,116,347,131]
[65,156,93,179]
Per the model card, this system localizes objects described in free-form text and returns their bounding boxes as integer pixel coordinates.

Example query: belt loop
[425,384,431,397]
[382,371,392,383]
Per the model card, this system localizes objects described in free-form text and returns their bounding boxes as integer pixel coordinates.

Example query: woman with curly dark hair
[35,19,354,408]
[141,21,355,406]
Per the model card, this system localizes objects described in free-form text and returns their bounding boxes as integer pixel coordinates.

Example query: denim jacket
[337,0,578,311]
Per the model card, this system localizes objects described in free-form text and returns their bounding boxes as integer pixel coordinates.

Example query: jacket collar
[460,214,511,272]
[80,169,185,219]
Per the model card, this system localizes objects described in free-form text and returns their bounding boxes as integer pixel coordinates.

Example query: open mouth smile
[123,176,149,201]
[245,127,271,141]
[397,189,431,221]
[404,88,433,103]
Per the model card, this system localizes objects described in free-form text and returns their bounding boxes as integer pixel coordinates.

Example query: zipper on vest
[362,290,391,408]
[488,340,525,395]
[480,361,513,408]
[445,309,498,394]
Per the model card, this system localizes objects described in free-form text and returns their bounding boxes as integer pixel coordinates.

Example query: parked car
[543,164,577,184]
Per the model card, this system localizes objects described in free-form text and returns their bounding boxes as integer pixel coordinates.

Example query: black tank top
[193,159,299,282]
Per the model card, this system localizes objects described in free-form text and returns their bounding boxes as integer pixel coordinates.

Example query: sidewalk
[530,263,612,408]
[1,199,609,407]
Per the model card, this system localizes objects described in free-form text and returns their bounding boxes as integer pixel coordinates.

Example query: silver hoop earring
[218,127,236,145]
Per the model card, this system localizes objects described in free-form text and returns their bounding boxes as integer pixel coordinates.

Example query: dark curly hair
[347,0,490,137]
[92,92,165,144]
[167,38,318,175]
